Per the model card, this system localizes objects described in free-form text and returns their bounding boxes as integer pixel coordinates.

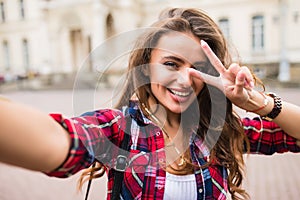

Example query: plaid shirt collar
[127,100,152,126]
[127,100,211,158]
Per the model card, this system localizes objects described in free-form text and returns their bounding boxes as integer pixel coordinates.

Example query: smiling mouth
[168,88,193,97]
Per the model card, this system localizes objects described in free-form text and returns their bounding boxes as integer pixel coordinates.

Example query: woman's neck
[146,98,193,175]
[147,97,181,139]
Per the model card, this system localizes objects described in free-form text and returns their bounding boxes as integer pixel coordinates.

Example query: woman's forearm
[0,99,71,172]
[247,91,300,140]
[272,101,300,140]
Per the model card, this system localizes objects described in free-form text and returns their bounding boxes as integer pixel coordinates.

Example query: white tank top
[163,172,197,200]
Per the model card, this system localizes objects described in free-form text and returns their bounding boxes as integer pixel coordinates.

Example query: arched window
[252,15,264,51]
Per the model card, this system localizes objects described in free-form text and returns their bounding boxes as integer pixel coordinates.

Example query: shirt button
[156,131,161,136]
[158,185,163,190]
[199,188,203,193]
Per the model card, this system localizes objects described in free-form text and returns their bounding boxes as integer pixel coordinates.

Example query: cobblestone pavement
[0,87,300,200]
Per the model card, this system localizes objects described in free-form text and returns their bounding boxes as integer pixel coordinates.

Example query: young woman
[1,8,300,200]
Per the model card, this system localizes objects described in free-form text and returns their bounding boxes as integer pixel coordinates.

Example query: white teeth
[170,89,191,97]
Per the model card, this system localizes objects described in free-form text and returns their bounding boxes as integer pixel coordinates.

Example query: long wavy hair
[79,7,251,200]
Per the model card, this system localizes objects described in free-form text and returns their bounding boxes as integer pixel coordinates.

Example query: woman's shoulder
[81,108,124,117]
[78,108,127,125]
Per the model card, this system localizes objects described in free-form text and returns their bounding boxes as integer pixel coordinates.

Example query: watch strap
[261,92,282,121]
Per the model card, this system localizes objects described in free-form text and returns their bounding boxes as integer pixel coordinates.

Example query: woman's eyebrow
[161,56,185,64]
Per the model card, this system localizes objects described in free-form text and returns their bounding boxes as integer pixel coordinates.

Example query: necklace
[163,131,187,167]
[142,103,189,169]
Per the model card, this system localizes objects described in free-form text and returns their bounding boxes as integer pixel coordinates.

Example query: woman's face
[148,32,206,114]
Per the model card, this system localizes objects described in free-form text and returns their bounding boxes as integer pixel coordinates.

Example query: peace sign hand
[189,40,255,109]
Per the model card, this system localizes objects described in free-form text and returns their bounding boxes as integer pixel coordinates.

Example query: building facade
[0,0,299,83]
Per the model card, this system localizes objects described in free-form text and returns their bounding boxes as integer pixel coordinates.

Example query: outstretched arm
[0,97,71,172]
[189,40,300,140]
[271,101,300,140]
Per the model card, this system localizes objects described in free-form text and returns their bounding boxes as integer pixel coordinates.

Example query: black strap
[84,117,131,200]
[111,117,131,200]
[84,162,96,200]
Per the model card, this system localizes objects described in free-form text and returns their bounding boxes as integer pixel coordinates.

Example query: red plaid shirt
[46,102,300,200]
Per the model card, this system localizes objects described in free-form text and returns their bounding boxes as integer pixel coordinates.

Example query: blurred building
[0,0,299,84]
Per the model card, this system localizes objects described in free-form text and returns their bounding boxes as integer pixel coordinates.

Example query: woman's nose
[177,68,192,87]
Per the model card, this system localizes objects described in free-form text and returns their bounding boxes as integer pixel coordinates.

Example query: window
[252,15,264,51]
[22,39,30,71]
[3,40,10,70]
[19,0,25,19]
[0,1,5,22]
[218,18,230,40]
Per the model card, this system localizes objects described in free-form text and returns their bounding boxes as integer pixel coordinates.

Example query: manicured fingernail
[200,40,207,46]
[250,81,254,88]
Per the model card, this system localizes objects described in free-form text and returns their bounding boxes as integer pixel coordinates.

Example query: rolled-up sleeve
[243,117,300,155]
[45,109,125,178]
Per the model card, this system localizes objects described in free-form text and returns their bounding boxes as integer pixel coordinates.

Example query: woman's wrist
[245,92,269,113]
[243,91,270,113]
[243,90,283,121]
[243,90,274,116]
[256,95,274,116]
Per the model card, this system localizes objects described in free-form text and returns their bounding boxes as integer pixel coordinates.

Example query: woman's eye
[164,62,178,68]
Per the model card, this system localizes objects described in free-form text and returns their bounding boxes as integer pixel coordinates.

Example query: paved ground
[0,86,300,200]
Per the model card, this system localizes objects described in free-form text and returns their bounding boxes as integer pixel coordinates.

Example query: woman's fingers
[200,40,254,89]
[228,63,254,90]
[240,66,254,89]
[227,63,240,76]
[196,40,255,96]
[200,40,226,74]
[234,70,247,94]
[189,68,222,89]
